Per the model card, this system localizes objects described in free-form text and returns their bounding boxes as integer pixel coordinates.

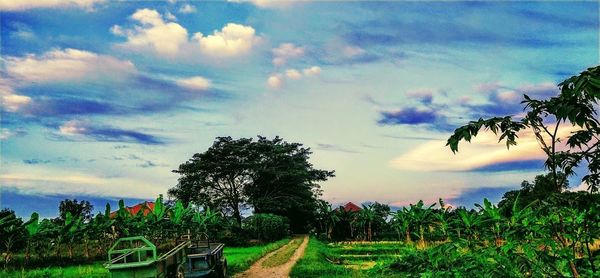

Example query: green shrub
[243,213,289,242]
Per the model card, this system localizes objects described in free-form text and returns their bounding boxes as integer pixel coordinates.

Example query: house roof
[110,201,155,218]
[343,202,362,212]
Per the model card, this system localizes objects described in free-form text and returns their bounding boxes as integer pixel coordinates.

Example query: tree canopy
[169,136,334,231]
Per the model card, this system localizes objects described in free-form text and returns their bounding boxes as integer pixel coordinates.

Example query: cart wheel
[176,265,185,278]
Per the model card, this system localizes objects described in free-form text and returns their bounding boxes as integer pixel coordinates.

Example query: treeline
[0,135,332,270]
[311,174,599,277]
[0,195,290,269]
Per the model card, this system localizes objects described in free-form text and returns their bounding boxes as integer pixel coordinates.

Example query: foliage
[498,172,569,216]
[169,136,334,231]
[445,65,600,277]
[243,213,289,242]
[0,209,26,268]
[58,199,94,223]
[447,65,600,193]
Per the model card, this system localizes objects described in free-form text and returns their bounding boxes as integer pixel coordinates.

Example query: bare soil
[234,235,309,278]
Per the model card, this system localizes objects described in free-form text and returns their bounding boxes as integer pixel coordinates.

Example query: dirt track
[234,235,309,278]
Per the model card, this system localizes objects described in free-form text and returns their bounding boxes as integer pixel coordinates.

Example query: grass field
[290,238,413,278]
[0,263,109,278]
[224,237,292,274]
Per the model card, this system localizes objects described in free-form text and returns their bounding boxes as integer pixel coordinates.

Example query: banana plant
[62,212,84,259]
[407,200,435,248]
[392,209,411,243]
[23,212,40,264]
[192,207,218,235]
[452,208,482,248]
[360,204,376,241]
[475,198,503,246]
[0,210,25,268]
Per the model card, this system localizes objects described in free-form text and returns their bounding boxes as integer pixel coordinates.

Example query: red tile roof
[343,202,362,212]
[110,202,155,218]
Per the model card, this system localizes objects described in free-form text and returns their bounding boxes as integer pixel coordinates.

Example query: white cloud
[227,0,294,8]
[303,66,321,76]
[1,170,163,199]
[570,182,590,192]
[165,11,177,21]
[272,43,305,66]
[0,0,105,11]
[389,127,576,172]
[112,9,189,56]
[0,79,31,112]
[5,48,136,83]
[285,69,302,80]
[268,66,322,89]
[176,76,212,91]
[0,129,11,140]
[178,4,196,13]
[267,74,284,89]
[0,128,26,140]
[113,10,260,59]
[342,45,366,58]
[59,120,88,135]
[193,23,261,57]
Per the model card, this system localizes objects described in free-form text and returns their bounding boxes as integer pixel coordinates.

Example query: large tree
[169,136,334,229]
[59,199,94,222]
[447,65,600,193]
[245,136,334,232]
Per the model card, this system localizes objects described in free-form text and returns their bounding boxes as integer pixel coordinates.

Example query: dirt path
[235,235,309,278]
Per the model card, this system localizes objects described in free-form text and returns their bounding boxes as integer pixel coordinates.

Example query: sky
[1,0,598,218]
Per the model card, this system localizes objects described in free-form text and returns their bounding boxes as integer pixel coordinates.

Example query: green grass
[224,238,291,274]
[0,263,108,278]
[261,237,303,267]
[291,238,414,278]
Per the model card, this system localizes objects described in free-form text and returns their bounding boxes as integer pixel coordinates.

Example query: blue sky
[1,0,598,218]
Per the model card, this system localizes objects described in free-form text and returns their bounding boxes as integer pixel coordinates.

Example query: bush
[243,213,289,242]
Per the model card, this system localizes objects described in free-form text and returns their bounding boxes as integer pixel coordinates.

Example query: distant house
[343,202,362,212]
[110,201,155,218]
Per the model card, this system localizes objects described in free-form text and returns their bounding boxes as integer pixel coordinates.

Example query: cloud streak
[56,120,166,145]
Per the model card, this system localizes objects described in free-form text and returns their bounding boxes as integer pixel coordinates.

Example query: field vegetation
[261,237,303,267]
[1,66,600,277]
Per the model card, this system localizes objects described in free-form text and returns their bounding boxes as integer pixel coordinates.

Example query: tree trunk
[368,222,372,241]
[327,225,333,240]
[233,206,242,227]
[405,229,411,243]
[419,225,426,248]
[25,242,31,265]
[68,244,74,259]
[84,239,90,260]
